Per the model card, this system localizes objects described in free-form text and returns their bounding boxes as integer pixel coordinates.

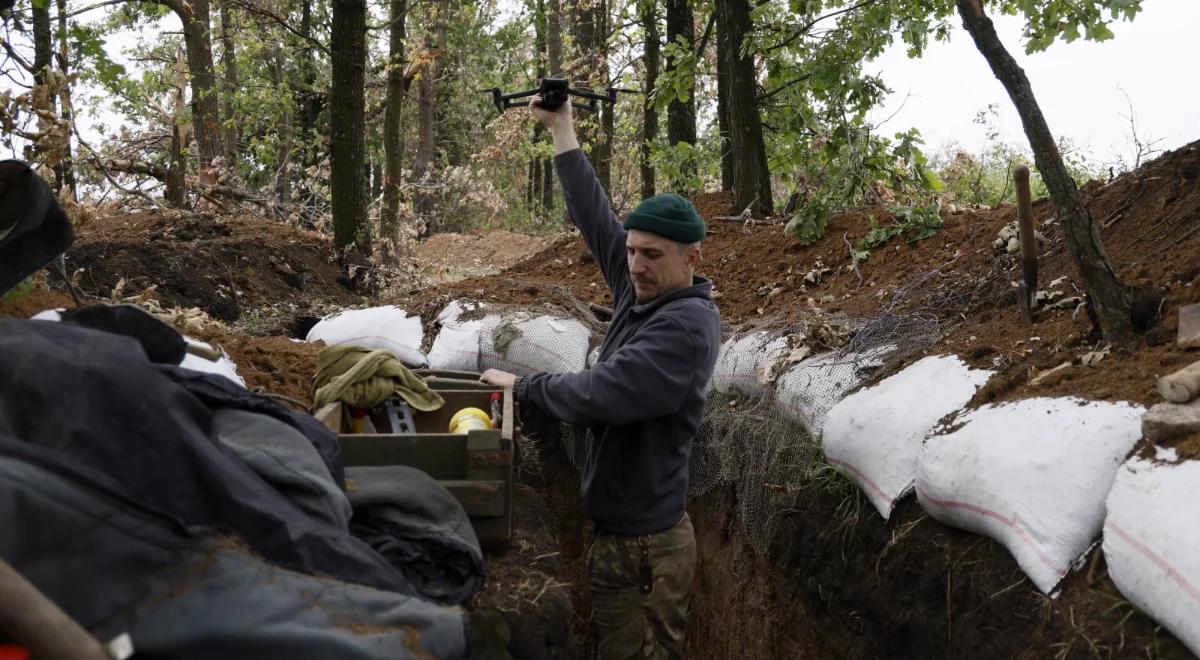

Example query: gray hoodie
[515,149,721,536]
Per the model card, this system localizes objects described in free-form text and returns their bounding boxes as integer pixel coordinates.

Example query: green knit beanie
[623,193,706,244]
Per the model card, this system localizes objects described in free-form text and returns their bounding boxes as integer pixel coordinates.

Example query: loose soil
[65,205,366,323]
[418,231,553,284]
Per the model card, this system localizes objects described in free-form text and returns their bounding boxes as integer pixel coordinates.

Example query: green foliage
[783,201,829,246]
[0,278,34,305]
[853,202,942,258]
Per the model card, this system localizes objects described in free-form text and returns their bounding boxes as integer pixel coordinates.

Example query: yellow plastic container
[449,407,492,434]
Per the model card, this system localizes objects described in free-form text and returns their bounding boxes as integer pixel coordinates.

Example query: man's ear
[687,245,702,269]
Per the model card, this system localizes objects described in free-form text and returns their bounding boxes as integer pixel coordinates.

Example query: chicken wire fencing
[556,307,941,553]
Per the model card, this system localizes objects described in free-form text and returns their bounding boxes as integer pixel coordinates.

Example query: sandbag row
[427,300,592,376]
[814,353,1196,650]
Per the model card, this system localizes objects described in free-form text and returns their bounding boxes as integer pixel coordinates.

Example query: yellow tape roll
[449,407,492,434]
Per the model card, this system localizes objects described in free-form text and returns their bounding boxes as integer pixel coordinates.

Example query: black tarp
[0,319,404,592]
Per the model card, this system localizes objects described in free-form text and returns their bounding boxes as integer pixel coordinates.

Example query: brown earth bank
[64,206,367,323]
[401,141,1200,408]
[3,138,1198,658]
[418,231,554,284]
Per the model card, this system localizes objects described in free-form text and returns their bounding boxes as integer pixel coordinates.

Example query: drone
[489,77,622,114]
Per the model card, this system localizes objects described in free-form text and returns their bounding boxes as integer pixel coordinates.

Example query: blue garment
[517,149,721,536]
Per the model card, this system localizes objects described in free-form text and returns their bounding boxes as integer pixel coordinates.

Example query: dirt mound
[417,231,555,284]
[191,327,325,407]
[412,140,1200,407]
[0,288,75,319]
[65,206,364,322]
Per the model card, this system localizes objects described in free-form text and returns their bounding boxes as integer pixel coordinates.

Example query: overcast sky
[865,0,1200,165]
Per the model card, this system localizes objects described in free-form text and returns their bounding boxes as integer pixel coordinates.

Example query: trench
[514,410,1184,660]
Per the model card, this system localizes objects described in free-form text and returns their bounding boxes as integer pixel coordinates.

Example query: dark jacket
[516,149,720,536]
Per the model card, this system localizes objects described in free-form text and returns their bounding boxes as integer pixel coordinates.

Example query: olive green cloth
[312,345,445,412]
[622,193,706,244]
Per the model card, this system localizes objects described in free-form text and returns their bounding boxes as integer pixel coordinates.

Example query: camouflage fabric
[586,515,696,659]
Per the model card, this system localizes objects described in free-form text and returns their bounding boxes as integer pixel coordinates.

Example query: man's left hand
[480,369,517,389]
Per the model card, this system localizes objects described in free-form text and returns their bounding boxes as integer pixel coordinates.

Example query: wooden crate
[315,369,518,548]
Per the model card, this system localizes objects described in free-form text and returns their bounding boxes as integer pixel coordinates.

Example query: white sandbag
[823,355,991,519]
[1103,455,1200,654]
[180,337,246,387]
[479,312,591,376]
[30,308,63,321]
[305,305,426,367]
[709,332,788,398]
[427,300,485,371]
[587,345,601,368]
[773,345,893,436]
[916,397,1144,595]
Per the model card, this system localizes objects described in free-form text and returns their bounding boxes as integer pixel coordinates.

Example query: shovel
[1014,165,1038,324]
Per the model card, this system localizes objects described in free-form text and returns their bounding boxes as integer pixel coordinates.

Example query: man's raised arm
[533,97,630,298]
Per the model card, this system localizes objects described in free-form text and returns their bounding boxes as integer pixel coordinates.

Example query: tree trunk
[955,0,1130,338]
[543,0,561,207]
[271,52,291,202]
[413,0,446,234]
[381,0,407,254]
[158,0,223,175]
[54,0,76,198]
[716,0,771,217]
[294,0,321,208]
[665,0,696,154]
[715,7,733,192]
[569,0,610,191]
[640,0,659,200]
[218,0,240,167]
[330,0,369,252]
[32,3,52,97]
[165,46,189,207]
[529,0,548,212]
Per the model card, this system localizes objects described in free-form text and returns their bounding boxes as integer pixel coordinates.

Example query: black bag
[0,160,74,295]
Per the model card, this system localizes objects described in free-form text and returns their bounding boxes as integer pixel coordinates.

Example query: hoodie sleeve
[553,149,630,301]
[516,314,696,427]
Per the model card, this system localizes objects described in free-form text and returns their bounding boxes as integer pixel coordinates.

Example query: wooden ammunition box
[315,369,519,548]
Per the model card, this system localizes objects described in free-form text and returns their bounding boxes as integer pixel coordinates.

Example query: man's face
[626,229,700,303]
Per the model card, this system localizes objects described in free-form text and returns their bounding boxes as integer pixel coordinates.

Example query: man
[480,96,720,658]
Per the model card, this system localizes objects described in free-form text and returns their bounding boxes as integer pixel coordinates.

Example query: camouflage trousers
[586,514,696,660]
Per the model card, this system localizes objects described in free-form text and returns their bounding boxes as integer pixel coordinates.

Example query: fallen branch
[843,232,863,288]
[73,128,162,208]
[104,158,169,181]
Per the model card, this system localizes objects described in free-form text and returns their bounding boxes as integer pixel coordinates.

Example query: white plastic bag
[916,397,1144,594]
[773,345,893,436]
[427,300,485,371]
[305,305,426,367]
[823,355,991,519]
[1103,455,1200,654]
[479,313,591,376]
